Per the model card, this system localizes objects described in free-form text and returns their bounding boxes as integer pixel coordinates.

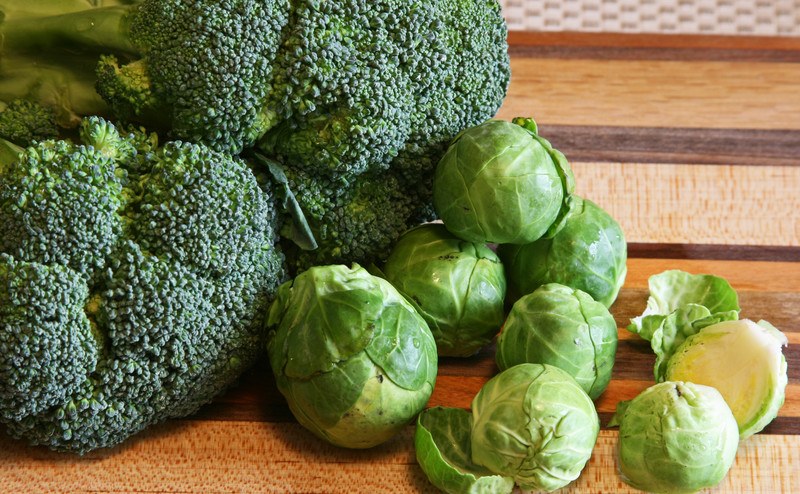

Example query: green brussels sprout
[499,196,627,308]
[415,407,514,494]
[470,363,599,492]
[612,381,739,494]
[382,223,506,357]
[266,264,438,449]
[666,319,788,439]
[433,118,574,245]
[495,283,617,399]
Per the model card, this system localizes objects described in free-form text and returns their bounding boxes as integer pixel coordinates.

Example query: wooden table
[2,32,799,493]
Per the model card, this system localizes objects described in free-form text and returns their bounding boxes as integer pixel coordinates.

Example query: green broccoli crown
[0,99,59,146]
[280,166,424,271]
[393,0,511,182]
[261,0,510,182]
[258,0,430,178]
[103,0,291,154]
[0,117,286,452]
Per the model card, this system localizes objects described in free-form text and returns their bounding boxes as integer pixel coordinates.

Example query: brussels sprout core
[666,319,788,438]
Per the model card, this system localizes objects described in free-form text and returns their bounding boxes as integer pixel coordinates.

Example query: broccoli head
[0,117,286,453]
[1,0,511,268]
[257,0,430,178]
[96,0,291,155]
[275,166,423,271]
[0,99,59,146]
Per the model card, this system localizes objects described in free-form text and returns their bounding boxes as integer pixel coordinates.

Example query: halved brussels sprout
[628,269,740,381]
[666,319,788,439]
[433,118,574,245]
[383,223,506,357]
[266,264,438,448]
[415,407,514,494]
[498,196,627,308]
[496,283,617,399]
[613,381,739,494]
[470,363,599,492]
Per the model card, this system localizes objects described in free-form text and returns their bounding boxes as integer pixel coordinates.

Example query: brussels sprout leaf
[415,407,514,494]
[628,270,740,381]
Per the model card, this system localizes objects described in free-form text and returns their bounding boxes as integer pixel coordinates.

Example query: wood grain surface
[2,32,799,493]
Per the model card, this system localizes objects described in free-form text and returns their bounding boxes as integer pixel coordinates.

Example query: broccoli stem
[1,5,138,56]
[0,4,141,127]
[0,137,24,172]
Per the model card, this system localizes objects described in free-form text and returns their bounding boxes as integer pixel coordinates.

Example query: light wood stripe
[507,32,800,53]
[1,424,797,493]
[497,58,800,130]
[571,162,800,247]
[621,259,800,291]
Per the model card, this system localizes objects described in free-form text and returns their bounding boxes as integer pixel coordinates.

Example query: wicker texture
[501,0,800,35]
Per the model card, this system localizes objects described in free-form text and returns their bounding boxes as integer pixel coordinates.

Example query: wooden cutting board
[1,32,798,493]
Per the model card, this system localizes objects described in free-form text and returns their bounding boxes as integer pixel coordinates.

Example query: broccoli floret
[259,0,510,182]
[275,165,424,272]
[0,99,59,146]
[97,0,291,154]
[391,0,511,194]
[257,0,508,267]
[257,0,428,178]
[0,117,286,453]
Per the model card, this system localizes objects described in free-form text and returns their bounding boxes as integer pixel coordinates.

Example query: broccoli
[267,164,423,271]
[0,99,59,146]
[96,0,290,155]
[0,117,286,453]
[1,0,510,267]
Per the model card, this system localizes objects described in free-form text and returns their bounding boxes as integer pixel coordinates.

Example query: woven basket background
[500,0,800,35]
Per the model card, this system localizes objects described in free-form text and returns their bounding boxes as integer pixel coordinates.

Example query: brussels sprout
[266,264,438,448]
[382,223,506,357]
[666,319,788,439]
[495,283,617,399]
[628,270,740,381]
[433,118,574,245]
[498,196,627,308]
[613,381,739,494]
[470,363,599,492]
[415,407,514,494]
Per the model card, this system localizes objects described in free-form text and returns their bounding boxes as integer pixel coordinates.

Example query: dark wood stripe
[613,289,800,335]
[507,31,800,63]
[538,125,800,167]
[627,243,800,262]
